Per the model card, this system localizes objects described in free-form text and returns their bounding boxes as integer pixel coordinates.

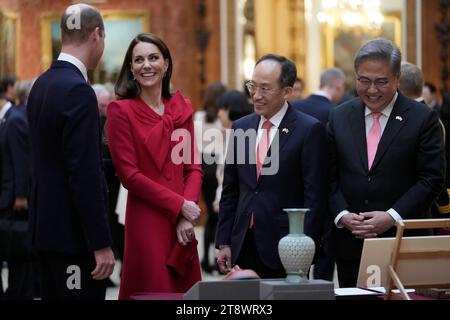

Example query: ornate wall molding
[195,0,210,100]
[436,0,450,94]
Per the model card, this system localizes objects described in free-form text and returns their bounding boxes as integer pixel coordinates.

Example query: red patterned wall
[4,0,221,109]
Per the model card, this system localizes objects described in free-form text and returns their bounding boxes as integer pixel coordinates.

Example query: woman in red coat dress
[106,33,203,299]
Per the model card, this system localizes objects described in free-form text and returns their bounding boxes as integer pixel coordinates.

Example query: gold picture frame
[0,9,20,77]
[323,14,402,90]
[41,10,150,83]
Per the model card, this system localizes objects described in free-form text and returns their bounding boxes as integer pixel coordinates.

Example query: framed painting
[0,10,19,77]
[323,14,402,91]
[41,11,149,83]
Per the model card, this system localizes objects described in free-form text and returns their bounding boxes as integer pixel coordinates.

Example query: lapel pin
[282,128,289,134]
[395,116,403,121]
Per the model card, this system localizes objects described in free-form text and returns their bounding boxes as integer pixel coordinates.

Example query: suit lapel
[348,101,368,172]
[276,104,297,152]
[370,94,409,171]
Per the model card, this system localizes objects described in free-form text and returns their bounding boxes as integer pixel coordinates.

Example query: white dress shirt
[58,52,88,82]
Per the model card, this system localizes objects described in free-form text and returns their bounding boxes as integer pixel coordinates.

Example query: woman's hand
[181,200,201,225]
[176,216,195,246]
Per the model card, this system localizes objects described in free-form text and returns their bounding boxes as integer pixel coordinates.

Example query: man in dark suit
[215,54,328,278]
[26,4,114,300]
[292,67,346,124]
[328,38,445,287]
[399,62,450,224]
[0,81,33,299]
[291,67,346,282]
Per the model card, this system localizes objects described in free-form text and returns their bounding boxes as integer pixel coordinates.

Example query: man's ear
[283,86,293,100]
[93,27,104,41]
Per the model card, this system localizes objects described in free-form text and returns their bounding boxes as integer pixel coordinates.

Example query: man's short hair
[17,79,34,105]
[399,62,423,98]
[0,75,16,100]
[92,83,110,97]
[60,4,104,44]
[354,38,402,76]
[255,54,297,88]
[0,80,5,99]
[424,81,437,94]
[320,67,345,88]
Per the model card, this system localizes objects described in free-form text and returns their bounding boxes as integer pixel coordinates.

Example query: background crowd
[0,3,449,300]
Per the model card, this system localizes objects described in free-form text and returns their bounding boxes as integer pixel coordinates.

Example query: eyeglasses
[245,81,278,96]
[357,76,391,89]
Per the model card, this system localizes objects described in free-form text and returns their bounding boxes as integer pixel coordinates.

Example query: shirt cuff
[335,210,350,228]
[387,208,402,224]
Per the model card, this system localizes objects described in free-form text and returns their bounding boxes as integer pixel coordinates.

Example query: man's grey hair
[18,79,35,105]
[399,62,424,99]
[320,67,346,88]
[354,38,402,75]
[92,83,110,97]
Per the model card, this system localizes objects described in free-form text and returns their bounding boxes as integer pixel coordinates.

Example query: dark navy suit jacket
[328,92,445,260]
[291,94,334,124]
[215,104,328,270]
[0,105,30,210]
[291,94,335,270]
[27,60,112,254]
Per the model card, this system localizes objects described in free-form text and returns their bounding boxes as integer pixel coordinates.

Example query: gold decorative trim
[0,9,20,77]
[323,14,402,69]
[40,10,150,71]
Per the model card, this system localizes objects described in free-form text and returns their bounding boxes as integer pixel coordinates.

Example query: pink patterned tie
[367,112,382,170]
[250,120,273,229]
[256,120,273,178]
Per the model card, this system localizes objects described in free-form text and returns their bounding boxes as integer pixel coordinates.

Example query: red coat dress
[106,91,203,299]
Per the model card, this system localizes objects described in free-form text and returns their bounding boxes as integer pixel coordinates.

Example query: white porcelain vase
[278,208,315,283]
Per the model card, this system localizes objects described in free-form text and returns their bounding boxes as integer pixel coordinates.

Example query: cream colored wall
[254,0,306,89]
[222,0,409,96]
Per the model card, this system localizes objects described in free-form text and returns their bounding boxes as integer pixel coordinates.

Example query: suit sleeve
[215,123,239,247]
[182,105,203,203]
[327,109,350,218]
[106,101,185,225]
[6,113,30,198]
[392,110,445,217]
[302,121,328,244]
[62,84,112,251]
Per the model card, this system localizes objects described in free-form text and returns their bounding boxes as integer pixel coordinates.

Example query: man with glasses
[27,4,114,299]
[328,38,445,287]
[215,54,328,278]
